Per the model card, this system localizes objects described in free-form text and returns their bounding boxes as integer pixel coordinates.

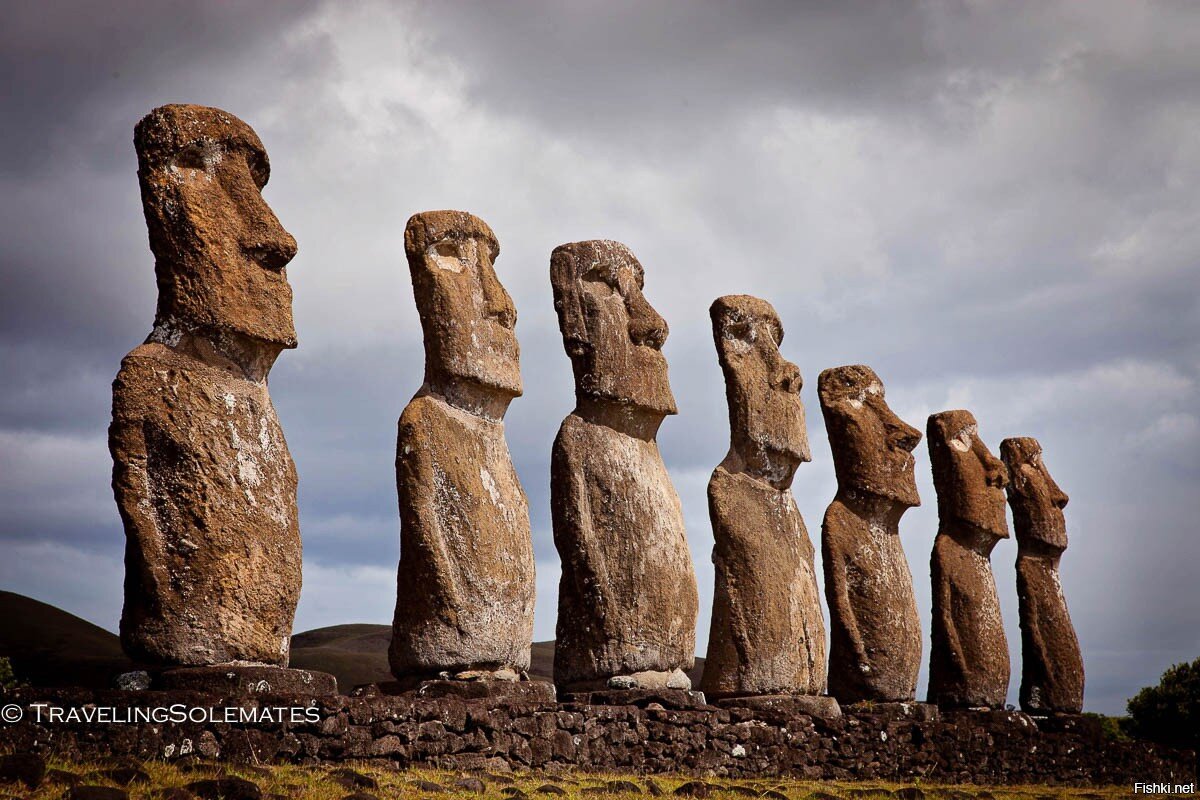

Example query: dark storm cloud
[0,1,322,175]
[1,0,1198,715]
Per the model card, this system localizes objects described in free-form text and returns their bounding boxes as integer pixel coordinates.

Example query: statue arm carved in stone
[933,563,969,678]
[822,537,871,670]
[550,427,611,624]
[395,415,464,623]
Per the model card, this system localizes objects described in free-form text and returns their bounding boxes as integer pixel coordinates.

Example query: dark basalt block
[153,665,337,696]
[845,700,940,722]
[561,688,708,710]
[715,694,842,724]
[355,679,555,705]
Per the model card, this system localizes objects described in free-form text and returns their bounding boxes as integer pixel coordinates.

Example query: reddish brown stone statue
[927,411,1010,708]
[700,296,826,698]
[388,211,536,685]
[111,105,301,666]
[818,365,922,703]
[1001,437,1084,714]
[550,240,699,692]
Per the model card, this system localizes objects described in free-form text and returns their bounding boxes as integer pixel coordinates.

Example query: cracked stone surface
[1002,436,1084,714]
[926,410,1011,708]
[818,365,922,703]
[700,295,825,698]
[111,104,301,666]
[389,211,536,682]
[549,240,698,691]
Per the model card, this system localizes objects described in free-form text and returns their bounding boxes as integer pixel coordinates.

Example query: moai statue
[818,365,923,704]
[388,211,539,693]
[1001,437,1084,714]
[111,105,307,673]
[926,410,1011,708]
[549,240,699,693]
[700,296,827,700]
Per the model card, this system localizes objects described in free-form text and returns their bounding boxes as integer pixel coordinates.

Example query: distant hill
[0,590,132,688]
[288,623,393,688]
[289,625,558,689]
[0,592,705,691]
[291,625,704,690]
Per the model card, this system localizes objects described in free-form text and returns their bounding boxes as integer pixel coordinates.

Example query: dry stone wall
[1,688,1192,786]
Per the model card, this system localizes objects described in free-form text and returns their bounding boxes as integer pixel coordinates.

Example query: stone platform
[152,665,338,696]
[355,679,556,705]
[713,694,842,725]
[0,686,1192,786]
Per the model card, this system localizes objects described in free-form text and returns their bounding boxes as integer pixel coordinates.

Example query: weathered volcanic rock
[1001,437,1084,714]
[154,664,337,696]
[818,365,923,702]
[700,296,826,698]
[111,104,301,666]
[389,211,536,681]
[549,240,699,691]
[926,410,1011,708]
[0,752,45,789]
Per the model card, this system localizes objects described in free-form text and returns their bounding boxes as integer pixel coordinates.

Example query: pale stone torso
[111,342,300,666]
[1016,554,1084,713]
[822,498,921,702]
[701,466,825,696]
[929,532,1009,707]
[389,395,535,676]
[551,413,698,688]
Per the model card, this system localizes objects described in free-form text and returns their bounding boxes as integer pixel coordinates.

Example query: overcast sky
[2,1,1198,715]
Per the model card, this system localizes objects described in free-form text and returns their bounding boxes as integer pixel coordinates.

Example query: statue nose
[626,290,668,349]
[481,261,517,329]
[242,207,298,272]
[985,456,1009,489]
[1051,483,1070,509]
[776,360,802,394]
[885,415,921,453]
[243,230,297,271]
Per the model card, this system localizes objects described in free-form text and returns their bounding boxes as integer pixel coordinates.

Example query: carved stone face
[818,365,921,508]
[927,410,1010,541]
[711,295,809,486]
[135,104,298,350]
[405,211,521,399]
[1001,437,1070,551]
[550,240,676,415]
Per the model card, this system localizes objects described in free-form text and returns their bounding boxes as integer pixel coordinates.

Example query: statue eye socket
[429,241,466,273]
[172,144,209,172]
[726,321,753,341]
[583,264,619,288]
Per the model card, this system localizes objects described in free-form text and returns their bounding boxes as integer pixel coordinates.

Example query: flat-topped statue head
[550,240,676,418]
[927,410,1010,543]
[711,295,809,489]
[818,364,921,508]
[405,211,521,417]
[135,104,298,362]
[1001,437,1070,552]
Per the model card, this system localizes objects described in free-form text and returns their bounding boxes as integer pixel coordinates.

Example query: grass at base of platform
[2,757,1174,800]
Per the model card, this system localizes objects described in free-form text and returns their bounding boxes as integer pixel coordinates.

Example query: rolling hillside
[0,590,133,688]
[0,592,704,691]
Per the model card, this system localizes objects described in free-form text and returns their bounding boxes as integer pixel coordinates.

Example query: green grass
[3,757,1175,800]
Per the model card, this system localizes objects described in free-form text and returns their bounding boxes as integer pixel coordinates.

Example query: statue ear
[551,247,588,356]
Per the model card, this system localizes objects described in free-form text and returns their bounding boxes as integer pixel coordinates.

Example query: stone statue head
[927,410,1010,542]
[711,295,809,488]
[405,211,521,408]
[818,365,921,508]
[550,240,676,416]
[135,104,298,353]
[1001,437,1069,552]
